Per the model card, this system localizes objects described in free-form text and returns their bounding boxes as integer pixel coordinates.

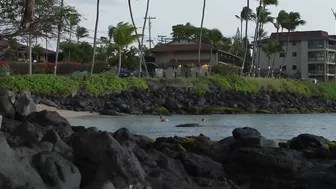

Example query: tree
[198,0,207,68]
[250,0,277,76]
[76,26,89,42]
[54,0,64,75]
[112,22,142,76]
[279,11,306,77]
[262,40,283,77]
[241,2,252,75]
[90,0,100,76]
[64,7,81,42]
[128,0,149,77]
[139,0,150,77]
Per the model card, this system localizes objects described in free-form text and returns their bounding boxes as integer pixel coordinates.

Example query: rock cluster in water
[34,87,336,115]
[1,89,336,188]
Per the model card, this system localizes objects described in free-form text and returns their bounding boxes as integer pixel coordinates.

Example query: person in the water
[201,118,205,122]
[160,116,168,122]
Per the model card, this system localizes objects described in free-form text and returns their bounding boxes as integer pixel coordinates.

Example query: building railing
[308,70,324,74]
[328,45,336,50]
[308,57,325,62]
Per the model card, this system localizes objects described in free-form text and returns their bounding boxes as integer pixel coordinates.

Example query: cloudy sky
[56,0,336,49]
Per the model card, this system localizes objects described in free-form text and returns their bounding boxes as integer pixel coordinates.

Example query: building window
[292,42,296,46]
[279,41,285,46]
[279,53,285,57]
[292,65,297,70]
[308,40,325,49]
[281,65,287,71]
[308,51,325,62]
[292,52,297,57]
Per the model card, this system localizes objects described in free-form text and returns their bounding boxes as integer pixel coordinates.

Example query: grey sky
[63,0,336,47]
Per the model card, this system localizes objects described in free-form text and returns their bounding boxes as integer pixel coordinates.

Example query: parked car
[119,68,135,77]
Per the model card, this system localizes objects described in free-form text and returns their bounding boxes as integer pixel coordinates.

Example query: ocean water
[67,113,336,141]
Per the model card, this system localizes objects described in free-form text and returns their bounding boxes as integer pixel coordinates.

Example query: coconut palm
[270,11,284,76]
[241,1,253,75]
[113,22,142,76]
[254,8,274,74]
[68,12,80,42]
[128,0,149,77]
[54,0,64,75]
[76,26,89,42]
[90,0,100,77]
[262,40,283,77]
[198,0,207,69]
[279,11,306,77]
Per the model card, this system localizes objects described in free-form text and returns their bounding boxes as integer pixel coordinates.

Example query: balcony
[218,52,243,67]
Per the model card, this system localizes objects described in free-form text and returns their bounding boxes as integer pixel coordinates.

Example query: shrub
[0,74,79,95]
[153,107,170,115]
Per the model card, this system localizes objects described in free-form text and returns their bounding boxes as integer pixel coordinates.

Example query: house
[257,30,336,81]
[149,39,243,77]
[0,40,56,62]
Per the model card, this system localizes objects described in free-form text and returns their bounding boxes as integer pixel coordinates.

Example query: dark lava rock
[175,123,202,127]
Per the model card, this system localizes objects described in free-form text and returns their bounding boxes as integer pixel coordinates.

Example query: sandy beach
[36,104,98,118]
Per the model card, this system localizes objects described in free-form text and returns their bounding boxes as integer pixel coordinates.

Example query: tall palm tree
[113,22,142,76]
[254,9,274,74]
[128,0,149,77]
[54,0,64,75]
[90,0,100,77]
[241,2,252,75]
[68,13,80,42]
[76,26,89,42]
[235,14,244,40]
[279,11,306,77]
[198,0,207,69]
[270,11,285,76]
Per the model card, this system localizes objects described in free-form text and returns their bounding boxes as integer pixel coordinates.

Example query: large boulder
[70,129,148,188]
[41,129,73,160]
[24,110,73,139]
[14,91,36,119]
[0,132,47,189]
[287,134,330,152]
[0,89,15,119]
[32,151,81,189]
[224,147,313,188]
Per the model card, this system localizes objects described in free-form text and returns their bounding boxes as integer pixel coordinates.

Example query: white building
[257,31,336,81]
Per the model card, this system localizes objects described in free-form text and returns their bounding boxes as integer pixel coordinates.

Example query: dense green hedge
[0,73,336,100]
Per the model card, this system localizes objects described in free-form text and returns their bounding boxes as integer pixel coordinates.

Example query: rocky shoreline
[30,86,336,116]
[1,89,336,188]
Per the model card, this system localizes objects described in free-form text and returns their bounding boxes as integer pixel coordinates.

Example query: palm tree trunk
[28,33,32,74]
[241,0,250,76]
[198,0,207,70]
[69,25,72,42]
[240,19,243,40]
[128,0,149,77]
[267,57,271,77]
[271,28,279,77]
[280,30,290,78]
[54,0,63,75]
[90,0,100,77]
[117,49,122,76]
[139,0,150,78]
[249,1,262,76]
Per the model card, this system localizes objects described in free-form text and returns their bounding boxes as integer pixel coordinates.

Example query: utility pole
[158,35,166,44]
[145,16,156,49]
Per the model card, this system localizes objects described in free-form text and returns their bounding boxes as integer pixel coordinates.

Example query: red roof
[150,43,215,53]
[269,30,331,41]
[168,59,210,66]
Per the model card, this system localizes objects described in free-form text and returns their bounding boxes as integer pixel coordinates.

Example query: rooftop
[268,30,335,41]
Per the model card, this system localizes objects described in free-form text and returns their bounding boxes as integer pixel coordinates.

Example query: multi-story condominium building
[258,31,336,81]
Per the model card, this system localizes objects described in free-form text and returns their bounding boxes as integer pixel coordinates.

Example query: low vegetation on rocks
[1,72,336,100]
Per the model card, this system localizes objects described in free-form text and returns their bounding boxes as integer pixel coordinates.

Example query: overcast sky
[54,0,336,49]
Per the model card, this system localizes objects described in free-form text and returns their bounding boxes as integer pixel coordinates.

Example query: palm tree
[279,11,306,77]
[270,11,284,76]
[90,0,100,77]
[262,40,283,77]
[198,0,207,70]
[54,0,64,75]
[235,14,244,40]
[250,0,278,76]
[241,2,253,75]
[68,13,80,42]
[76,26,89,42]
[254,9,274,74]
[113,22,142,76]
[128,0,149,77]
